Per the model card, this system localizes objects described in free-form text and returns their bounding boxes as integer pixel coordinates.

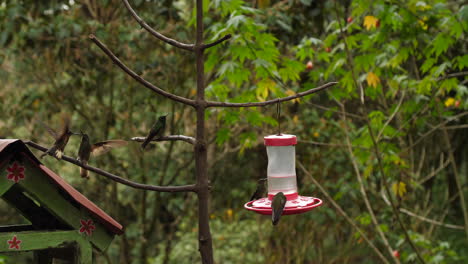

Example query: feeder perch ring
[244,196,323,215]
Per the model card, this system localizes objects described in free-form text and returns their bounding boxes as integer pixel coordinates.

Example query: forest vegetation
[0,0,467,263]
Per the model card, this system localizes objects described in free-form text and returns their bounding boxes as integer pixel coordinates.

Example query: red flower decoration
[79,219,96,236]
[7,235,21,250]
[6,162,25,183]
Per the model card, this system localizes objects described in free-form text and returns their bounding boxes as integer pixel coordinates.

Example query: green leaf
[216,128,231,145]
[217,61,238,77]
[368,111,385,127]
[421,58,436,74]
[226,14,247,28]
[230,45,253,63]
[431,62,451,77]
[455,55,468,70]
[458,5,468,21]
[431,34,453,57]
[278,59,304,82]
[299,0,313,6]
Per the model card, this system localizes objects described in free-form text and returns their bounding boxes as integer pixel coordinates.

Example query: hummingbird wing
[39,121,59,140]
[58,113,71,136]
[250,178,267,201]
[272,192,287,225]
[91,140,128,156]
[141,126,160,149]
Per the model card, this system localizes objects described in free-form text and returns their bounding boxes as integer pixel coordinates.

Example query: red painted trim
[264,134,297,146]
[268,192,298,201]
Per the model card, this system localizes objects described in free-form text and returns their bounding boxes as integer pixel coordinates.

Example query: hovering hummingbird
[77,133,128,178]
[40,114,78,160]
[141,115,167,150]
[250,178,267,201]
[272,192,287,225]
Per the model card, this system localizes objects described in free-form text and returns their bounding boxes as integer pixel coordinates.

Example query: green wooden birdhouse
[0,139,124,263]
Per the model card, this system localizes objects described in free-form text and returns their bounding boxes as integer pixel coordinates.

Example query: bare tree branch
[307,102,366,120]
[333,2,365,104]
[25,141,197,193]
[300,140,369,150]
[206,82,338,107]
[381,193,465,230]
[366,118,427,264]
[376,90,405,141]
[436,71,468,81]
[418,158,450,185]
[121,0,194,51]
[401,111,468,153]
[445,124,468,130]
[131,135,196,145]
[437,109,468,238]
[89,35,196,107]
[203,34,232,49]
[298,162,391,264]
[337,103,399,264]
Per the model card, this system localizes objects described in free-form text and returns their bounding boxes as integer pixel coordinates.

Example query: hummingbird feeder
[244,134,323,215]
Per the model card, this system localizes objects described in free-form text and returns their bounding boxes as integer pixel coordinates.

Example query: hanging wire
[276,99,281,135]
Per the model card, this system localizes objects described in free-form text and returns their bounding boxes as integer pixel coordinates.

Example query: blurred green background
[0,0,467,263]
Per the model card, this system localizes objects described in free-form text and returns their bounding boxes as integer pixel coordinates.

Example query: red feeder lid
[244,195,322,215]
[264,134,297,146]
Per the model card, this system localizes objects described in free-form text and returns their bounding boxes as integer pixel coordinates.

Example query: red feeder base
[244,195,323,215]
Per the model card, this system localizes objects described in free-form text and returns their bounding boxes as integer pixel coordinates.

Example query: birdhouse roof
[0,139,123,236]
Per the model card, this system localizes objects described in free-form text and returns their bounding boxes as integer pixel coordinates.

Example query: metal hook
[276,98,281,136]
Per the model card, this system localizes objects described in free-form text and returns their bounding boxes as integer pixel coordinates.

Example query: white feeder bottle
[244,134,323,216]
[265,134,298,199]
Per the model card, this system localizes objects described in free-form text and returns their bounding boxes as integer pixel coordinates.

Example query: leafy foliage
[1,0,467,263]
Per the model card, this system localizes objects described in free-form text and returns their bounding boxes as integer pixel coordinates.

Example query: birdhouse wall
[0,157,115,251]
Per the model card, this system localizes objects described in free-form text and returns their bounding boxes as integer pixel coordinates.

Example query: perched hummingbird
[271,192,287,225]
[250,178,267,201]
[40,114,78,160]
[141,115,167,150]
[77,133,128,178]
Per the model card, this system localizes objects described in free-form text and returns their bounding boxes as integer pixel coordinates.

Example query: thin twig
[206,82,338,107]
[381,193,465,230]
[203,34,232,49]
[333,1,365,104]
[89,34,196,107]
[307,102,366,120]
[297,162,390,264]
[376,91,406,141]
[436,71,468,81]
[401,112,468,153]
[121,0,194,51]
[437,109,468,238]
[24,141,197,193]
[366,121,427,264]
[389,104,430,139]
[444,124,468,130]
[131,135,196,145]
[418,158,450,185]
[300,140,369,150]
[338,103,399,264]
